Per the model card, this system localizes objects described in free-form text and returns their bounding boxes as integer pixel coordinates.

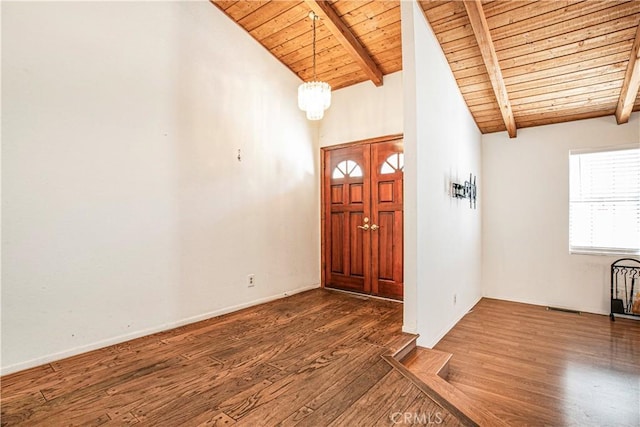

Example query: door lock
[358,216,370,230]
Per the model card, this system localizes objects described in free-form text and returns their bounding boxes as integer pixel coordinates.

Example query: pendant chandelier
[298,12,331,121]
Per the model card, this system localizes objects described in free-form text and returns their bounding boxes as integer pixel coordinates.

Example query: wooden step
[382,346,509,427]
[402,347,452,380]
[386,332,418,361]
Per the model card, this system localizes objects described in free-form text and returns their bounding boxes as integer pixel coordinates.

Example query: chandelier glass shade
[298,81,331,120]
[298,12,331,120]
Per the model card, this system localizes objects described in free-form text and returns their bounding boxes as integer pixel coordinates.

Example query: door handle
[357,224,370,231]
[370,224,380,231]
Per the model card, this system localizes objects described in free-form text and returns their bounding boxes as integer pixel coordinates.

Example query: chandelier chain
[312,14,317,81]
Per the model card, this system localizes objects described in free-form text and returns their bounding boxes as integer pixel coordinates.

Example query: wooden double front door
[322,137,403,300]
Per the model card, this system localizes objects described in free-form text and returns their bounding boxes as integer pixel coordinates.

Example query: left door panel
[323,145,371,294]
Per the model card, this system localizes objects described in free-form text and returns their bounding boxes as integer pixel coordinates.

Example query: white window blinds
[569,147,640,254]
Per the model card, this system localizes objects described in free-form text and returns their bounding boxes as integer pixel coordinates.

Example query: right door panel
[371,140,404,299]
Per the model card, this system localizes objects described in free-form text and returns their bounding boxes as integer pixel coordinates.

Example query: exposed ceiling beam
[463,0,517,138]
[615,23,640,124]
[304,0,383,87]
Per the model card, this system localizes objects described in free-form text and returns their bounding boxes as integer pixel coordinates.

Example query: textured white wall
[402,1,483,347]
[319,71,403,147]
[482,115,640,314]
[2,1,319,374]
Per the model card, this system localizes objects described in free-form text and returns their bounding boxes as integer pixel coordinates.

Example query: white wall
[1,1,319,374]
[483,115,640,314]
[402,1,483,347]
[319,71,403,147]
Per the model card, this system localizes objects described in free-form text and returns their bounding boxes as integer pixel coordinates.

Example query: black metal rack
[610,258,640,321]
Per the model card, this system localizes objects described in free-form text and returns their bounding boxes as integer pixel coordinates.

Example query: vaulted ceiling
[211,1,640,137]
[212,0,402,90]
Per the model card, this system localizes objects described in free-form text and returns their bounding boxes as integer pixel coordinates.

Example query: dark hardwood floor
[434,298,640,427]
[1,289,459,426]
[7,291,634,426]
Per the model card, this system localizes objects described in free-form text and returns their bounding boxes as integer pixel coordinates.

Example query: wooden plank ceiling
[212,1,640,136]
[211,1,402,90]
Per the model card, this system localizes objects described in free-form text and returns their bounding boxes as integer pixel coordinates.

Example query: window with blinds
[569,147,640,255]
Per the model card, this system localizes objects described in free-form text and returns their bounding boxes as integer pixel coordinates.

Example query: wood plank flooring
[394,348,506,427]
[434,298,640,427]
[1,289,458,426]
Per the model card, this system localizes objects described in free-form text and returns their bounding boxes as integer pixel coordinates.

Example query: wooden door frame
[320,133,404,291]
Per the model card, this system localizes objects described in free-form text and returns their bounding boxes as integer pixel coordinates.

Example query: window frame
[568,144,640,256]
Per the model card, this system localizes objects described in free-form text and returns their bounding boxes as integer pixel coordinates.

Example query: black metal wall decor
[452,173,477,209]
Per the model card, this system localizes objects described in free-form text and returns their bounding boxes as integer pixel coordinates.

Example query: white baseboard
[482,293,607,316]
[1,283,320,376]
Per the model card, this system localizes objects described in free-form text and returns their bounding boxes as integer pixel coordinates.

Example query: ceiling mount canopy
[298,11,331,121]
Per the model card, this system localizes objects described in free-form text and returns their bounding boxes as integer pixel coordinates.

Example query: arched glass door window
[380,153,404,174]
[332,160,363,179]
